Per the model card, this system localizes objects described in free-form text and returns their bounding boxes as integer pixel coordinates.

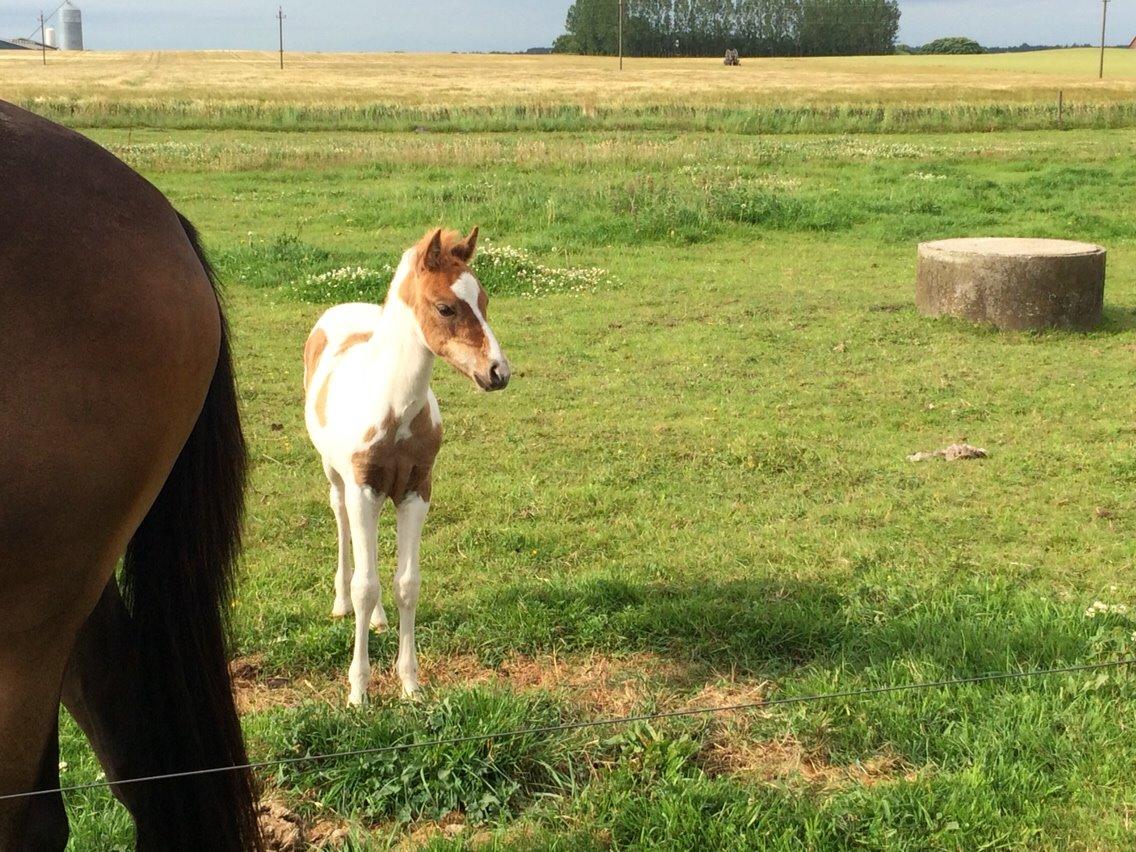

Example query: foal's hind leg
[325,463,353,619]
[394,495,429,697]
[327,462,386,630]
[343,484,384,705]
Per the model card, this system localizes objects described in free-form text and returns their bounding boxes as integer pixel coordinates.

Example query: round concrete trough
[916,238,1106,331]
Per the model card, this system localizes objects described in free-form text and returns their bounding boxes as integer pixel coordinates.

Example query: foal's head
[398,227,510,391]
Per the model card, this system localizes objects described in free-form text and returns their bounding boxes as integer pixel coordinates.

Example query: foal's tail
[118,214,262,851]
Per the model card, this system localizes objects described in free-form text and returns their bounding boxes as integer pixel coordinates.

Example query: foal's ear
[423,228,445,271]
[452,226,479,263]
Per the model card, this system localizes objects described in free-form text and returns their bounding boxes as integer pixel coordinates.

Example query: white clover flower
[1085,600,1130,618]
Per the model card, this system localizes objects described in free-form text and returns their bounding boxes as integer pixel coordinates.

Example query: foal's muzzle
[476,359,510,391]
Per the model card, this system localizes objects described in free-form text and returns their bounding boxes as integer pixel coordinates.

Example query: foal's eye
[436,303,457,318]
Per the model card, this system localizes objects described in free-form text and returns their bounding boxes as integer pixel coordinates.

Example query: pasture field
[5,49,1136,132]
[5,51,1136,850]
[38,121,1136,850]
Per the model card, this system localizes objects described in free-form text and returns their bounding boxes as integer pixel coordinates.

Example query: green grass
[255,688,583,824]
[19,97,1136,134]
[48,121,1136,849]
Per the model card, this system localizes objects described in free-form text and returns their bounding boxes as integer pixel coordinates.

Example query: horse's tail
[118,213,262,851]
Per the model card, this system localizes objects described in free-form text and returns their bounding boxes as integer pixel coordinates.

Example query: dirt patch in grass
[232,650,705,716]
[396,811,486,850]
[422,651,695,716]
[259,796,349,851]
[663,674,914,789]
[395,817,559,851]
[702,730,916,789]
[232,655,335,713]
[678,676,773,713]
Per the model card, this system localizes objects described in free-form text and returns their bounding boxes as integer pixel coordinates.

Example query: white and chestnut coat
[303,227,509,703]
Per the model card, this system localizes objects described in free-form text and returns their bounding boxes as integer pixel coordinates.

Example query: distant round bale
[916,238,1106,331]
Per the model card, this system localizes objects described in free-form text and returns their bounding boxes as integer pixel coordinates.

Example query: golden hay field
[3,48,1136,110]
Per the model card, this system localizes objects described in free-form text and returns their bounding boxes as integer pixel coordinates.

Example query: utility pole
[1099,0,1110,79]
[618,0,624,70]
[277,6,285,70]
[39,11,45,65]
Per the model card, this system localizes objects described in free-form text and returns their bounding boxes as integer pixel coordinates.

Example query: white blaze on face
[451,272,504,364]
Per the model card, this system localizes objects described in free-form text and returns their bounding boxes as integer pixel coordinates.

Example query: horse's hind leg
[59,579,151,823]
[62,577,231,848]
[19,716,67,852]
[394,495,429,698]
[0,632,71,851]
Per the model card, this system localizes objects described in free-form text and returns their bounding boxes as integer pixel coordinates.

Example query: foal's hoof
[347,689,367,707]
[331,600,350,619]
[401,683,421,700]
[370,610,389,632]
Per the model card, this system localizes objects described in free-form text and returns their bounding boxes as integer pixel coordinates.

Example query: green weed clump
[711,182,855,231]
[216,233,335,289]
[258,688,582,824]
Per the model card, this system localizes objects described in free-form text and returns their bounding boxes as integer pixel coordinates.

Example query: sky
[0,2,1133,53]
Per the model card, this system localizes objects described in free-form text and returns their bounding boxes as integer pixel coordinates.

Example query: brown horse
[0,102,261,849]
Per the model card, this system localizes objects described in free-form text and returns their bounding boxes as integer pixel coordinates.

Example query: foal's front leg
[344,485,384,705]
[394,494,429,697]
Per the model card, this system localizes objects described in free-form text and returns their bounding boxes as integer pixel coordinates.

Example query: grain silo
[59,2,83,51]
[44,27,56,48]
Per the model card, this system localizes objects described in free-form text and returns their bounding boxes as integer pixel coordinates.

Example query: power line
[24,0,67,42]
[1,656,1133,804]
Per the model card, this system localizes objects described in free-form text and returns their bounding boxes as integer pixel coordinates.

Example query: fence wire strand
[2,656,1133,804]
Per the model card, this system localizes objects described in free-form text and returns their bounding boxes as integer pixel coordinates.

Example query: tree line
[554,0,901,58]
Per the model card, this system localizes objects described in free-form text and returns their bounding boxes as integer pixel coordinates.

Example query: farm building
[1129,36,1136,49]
[0,37,56,50]
[58,2,83,50]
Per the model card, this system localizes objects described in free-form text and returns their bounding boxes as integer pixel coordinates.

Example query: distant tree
[560,0,620,55]
[797,0,900,57]
[552,33,582,54]
[556,0,899,58]
[919,36,984,55]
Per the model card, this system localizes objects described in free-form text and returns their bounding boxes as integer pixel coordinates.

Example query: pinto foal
[304,227,509,703]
